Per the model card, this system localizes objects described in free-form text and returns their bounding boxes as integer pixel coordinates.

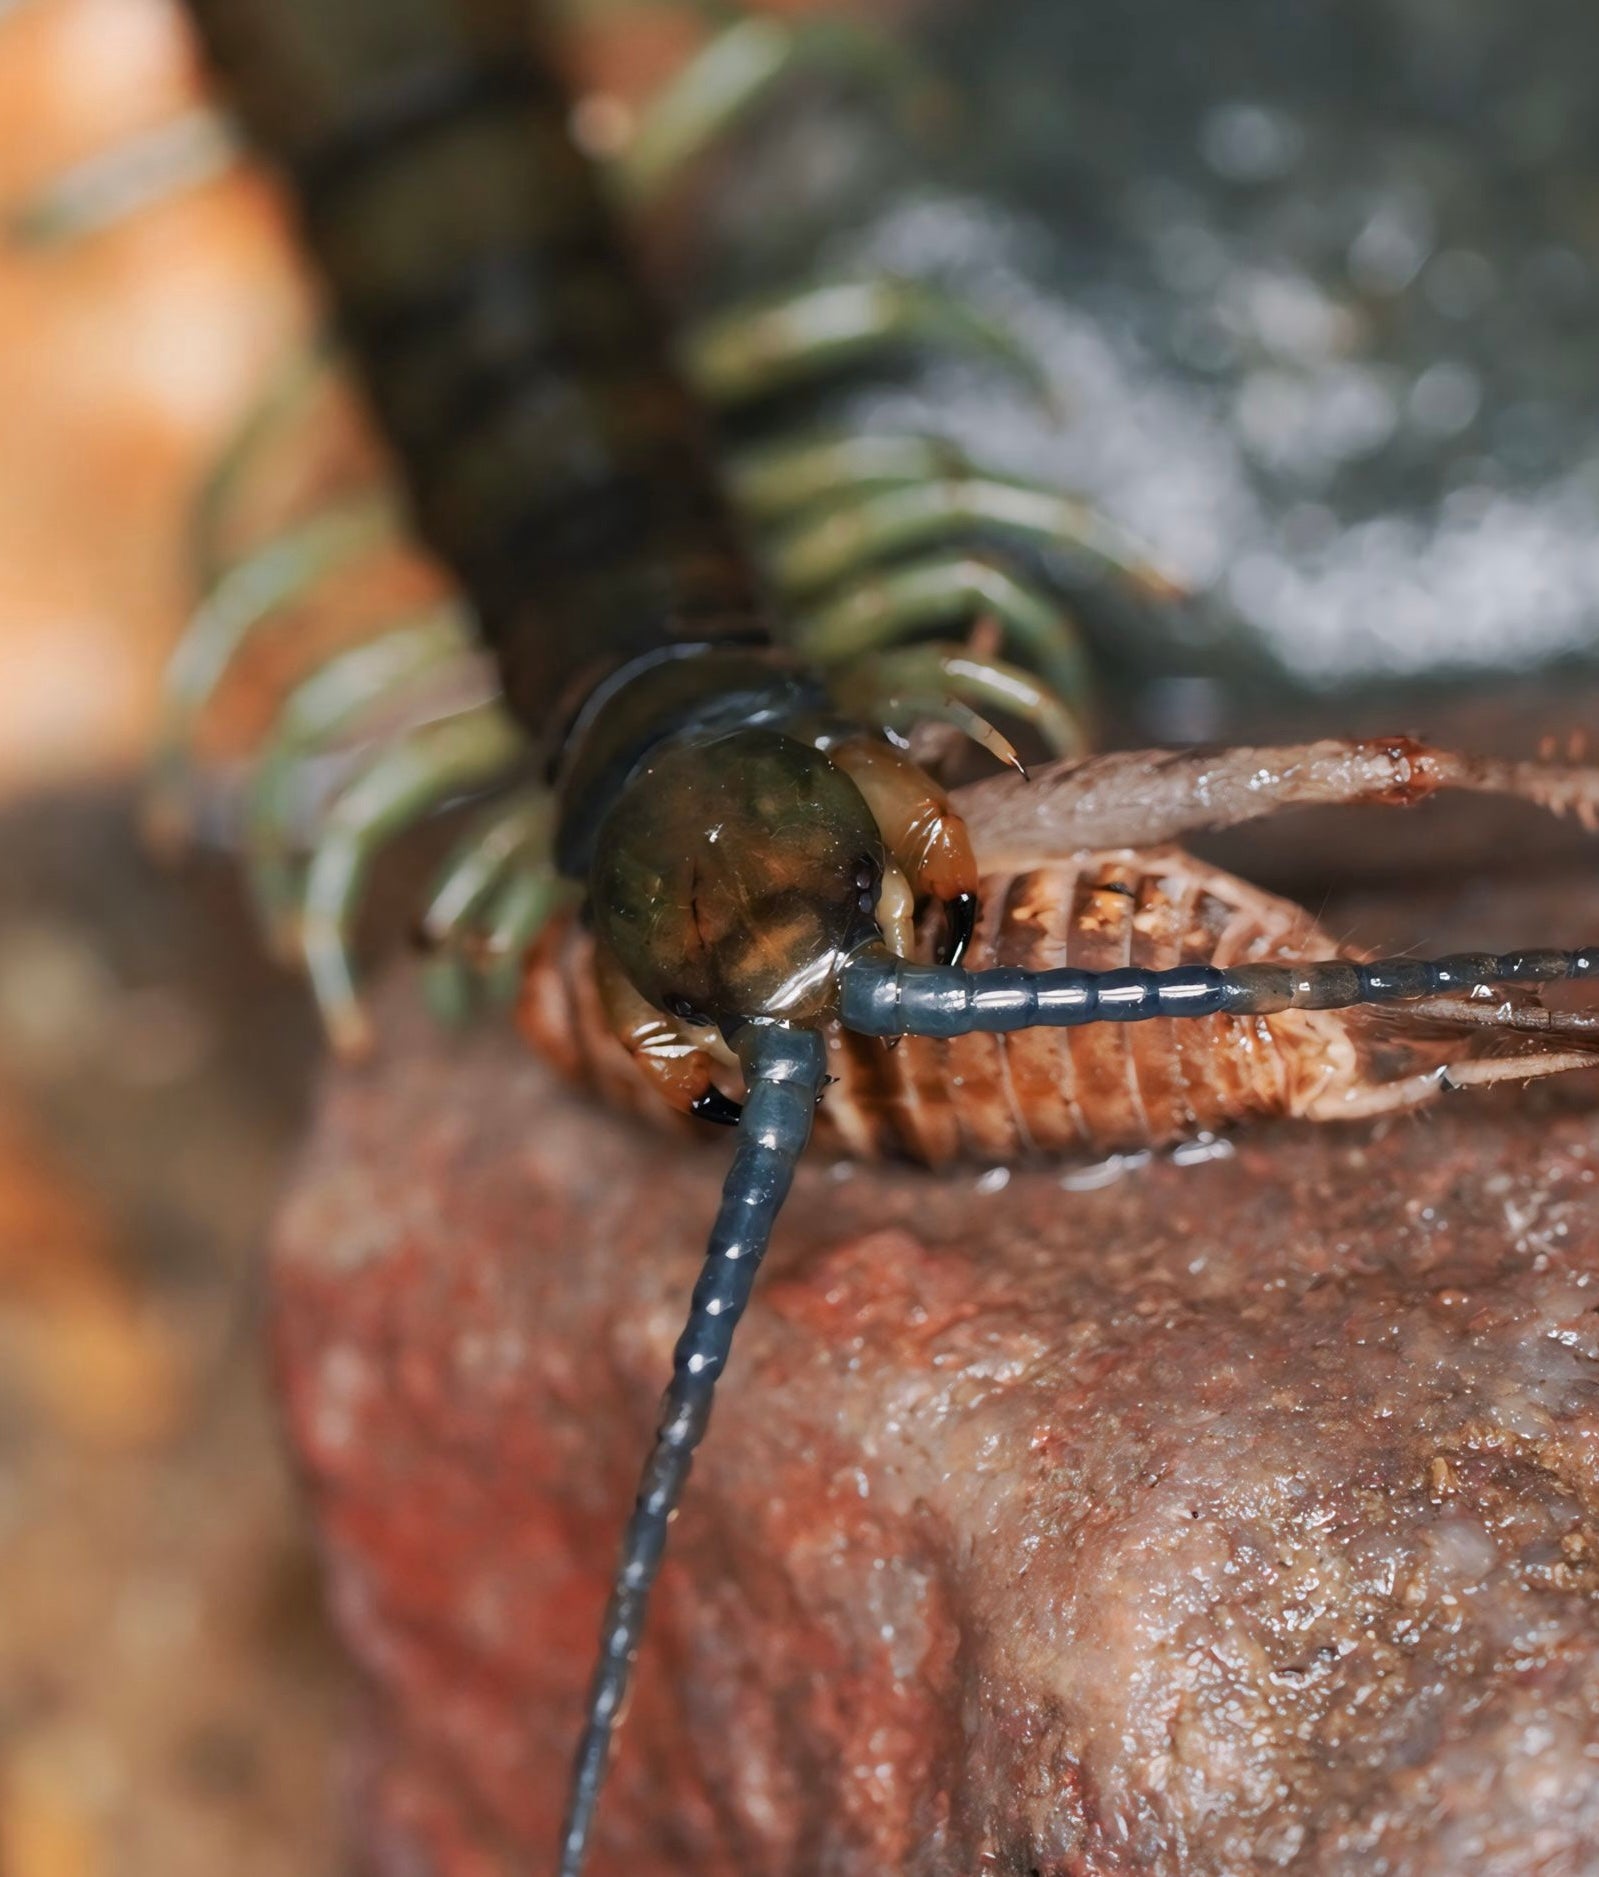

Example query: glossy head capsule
[589,726,885,1028]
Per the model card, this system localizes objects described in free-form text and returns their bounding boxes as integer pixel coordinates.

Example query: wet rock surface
[703,0,1599,717]
[275,922,1599,1876]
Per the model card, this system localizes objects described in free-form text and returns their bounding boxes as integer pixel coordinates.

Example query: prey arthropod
[524,733,1599,1166]
[84,2,1599,1872]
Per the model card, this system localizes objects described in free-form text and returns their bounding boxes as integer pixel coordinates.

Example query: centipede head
[589,726,886,1029]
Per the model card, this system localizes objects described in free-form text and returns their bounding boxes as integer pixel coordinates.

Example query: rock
[273,946,1599,1877]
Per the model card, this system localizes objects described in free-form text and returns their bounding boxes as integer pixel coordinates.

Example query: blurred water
[703,0,1599,715]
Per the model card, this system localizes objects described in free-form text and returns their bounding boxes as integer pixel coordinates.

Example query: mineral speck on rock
[272,975,1599,1876]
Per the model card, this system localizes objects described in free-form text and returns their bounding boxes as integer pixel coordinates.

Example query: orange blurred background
[0,5,344,1871]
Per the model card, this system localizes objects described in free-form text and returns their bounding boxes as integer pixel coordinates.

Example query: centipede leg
[832,642,1087,760]
[613,14,926,208]
[243,603,476,951]
[299,704,526,1058]
[728,431,977,524]
[790,550,1095,710]
[682,277,1048,406]
[771,474,1181,607]
[427,860,571,1023]
[191,336,343,585]
[145,491,403,850]
[477,864,574,1009]
[7,104,243,248]
[418,790,566,1019]
[418,790,551,952]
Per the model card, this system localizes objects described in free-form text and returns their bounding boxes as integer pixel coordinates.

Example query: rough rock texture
[274,943,1599,1877]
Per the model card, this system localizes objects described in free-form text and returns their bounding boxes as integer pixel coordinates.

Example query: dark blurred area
[0,0,1594,1870]
[0,796,340,1877]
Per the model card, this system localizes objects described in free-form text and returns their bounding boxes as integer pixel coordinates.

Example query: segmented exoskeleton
[36,3,1599,1872]
[123,0,1143,1061]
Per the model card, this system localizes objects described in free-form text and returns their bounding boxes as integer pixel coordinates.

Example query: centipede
[30,1,1599,1871]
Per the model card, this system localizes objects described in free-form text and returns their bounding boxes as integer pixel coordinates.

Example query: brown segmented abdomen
[517,849,1365,1166]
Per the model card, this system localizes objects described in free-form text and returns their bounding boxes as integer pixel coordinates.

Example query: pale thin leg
[191,337,341,585]
[475,865,574,1008]
[751,457,1096,537]
[145,491,402,850]
[418,789,553,951]
[417,790,563,1020]
[791,551,1094,708]
[424,856,571,1023]
[682,279,1047,407]
[243,604,474,950]
[956,736,1599,873]
[729,431,975,525]
[832,642,1088,760]
[612,15,923,206]
[770,476,1181,606]
[299,705,525,1058]
[1398,993,1599,1042]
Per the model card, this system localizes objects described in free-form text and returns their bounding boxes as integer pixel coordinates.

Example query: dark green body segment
[181,0,771,762]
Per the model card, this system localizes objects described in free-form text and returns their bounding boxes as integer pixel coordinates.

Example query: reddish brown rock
[274,968,1599,1877]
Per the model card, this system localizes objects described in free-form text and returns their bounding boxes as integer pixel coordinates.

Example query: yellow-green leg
[683,278,1049,406]
[614,14,927,208]
[299,704,527,1058]
[771,476,1181,606]
[242,604,477,953]
[789,551,1096,713]
[144,491,403,850]
[728,430,976,527]
[191,337,342,586]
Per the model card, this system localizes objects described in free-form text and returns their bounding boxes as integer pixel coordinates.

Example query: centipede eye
[853,852,883,918]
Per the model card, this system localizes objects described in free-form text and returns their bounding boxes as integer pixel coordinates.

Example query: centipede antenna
[839,946,1599,1038]
[557,1023,826,1877]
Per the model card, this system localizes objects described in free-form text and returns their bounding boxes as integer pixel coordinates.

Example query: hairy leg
[957,736,1599,872]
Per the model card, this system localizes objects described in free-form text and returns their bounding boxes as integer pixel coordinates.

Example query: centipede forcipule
[159,4,1599,1872]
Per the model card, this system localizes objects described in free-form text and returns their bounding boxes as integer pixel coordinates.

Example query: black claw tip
[941,893,979,968]
[691,1087,744,1127]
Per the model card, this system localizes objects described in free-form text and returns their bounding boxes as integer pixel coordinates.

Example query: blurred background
[0,0,1595,1870]
[0,4,343,1872]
